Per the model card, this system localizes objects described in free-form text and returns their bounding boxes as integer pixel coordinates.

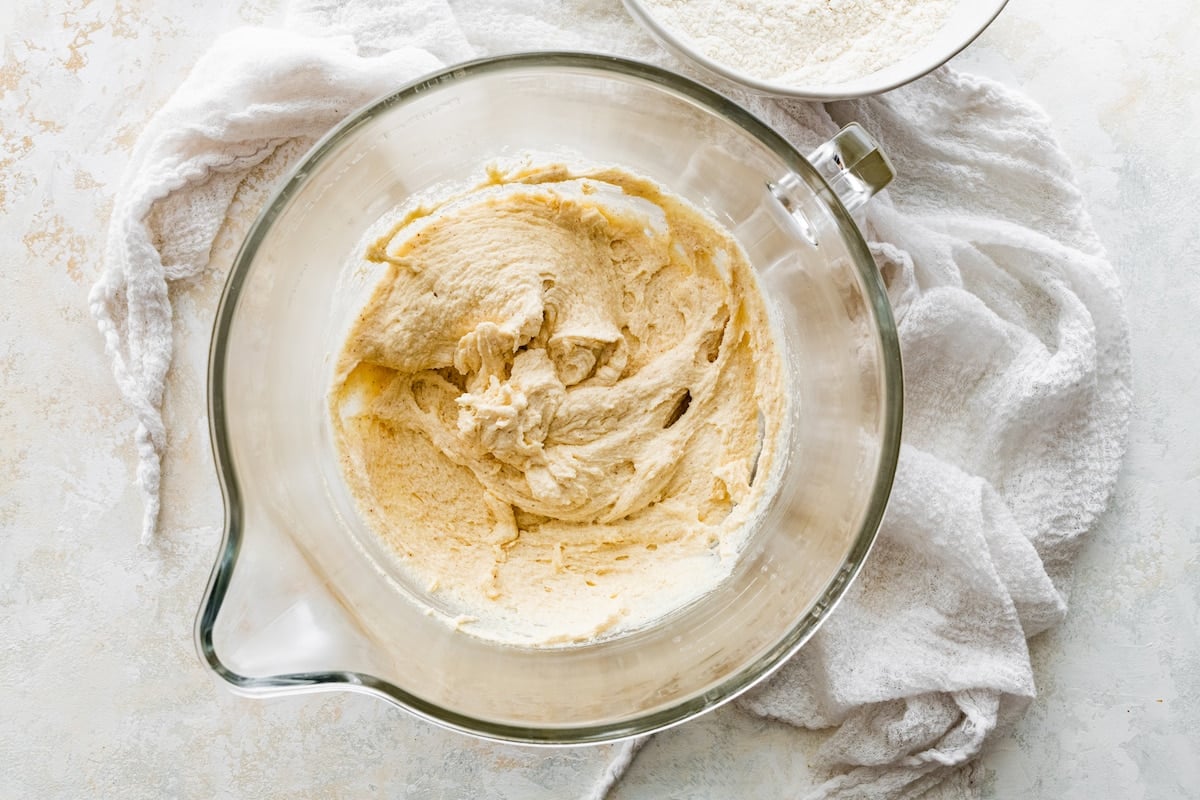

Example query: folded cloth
[88,25,446,543]
[90,0,1131,797]
[731,70,1131,797]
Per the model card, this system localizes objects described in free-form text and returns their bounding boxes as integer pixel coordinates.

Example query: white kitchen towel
[90,1,1131,798]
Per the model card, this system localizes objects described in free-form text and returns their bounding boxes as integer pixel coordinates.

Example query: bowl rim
[196,51,903,744]
[622,0,1010,100]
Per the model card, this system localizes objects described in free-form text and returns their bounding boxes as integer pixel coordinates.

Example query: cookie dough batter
[331,164,785,645]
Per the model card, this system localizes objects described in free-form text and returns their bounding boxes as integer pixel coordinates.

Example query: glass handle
[806,122,895,213]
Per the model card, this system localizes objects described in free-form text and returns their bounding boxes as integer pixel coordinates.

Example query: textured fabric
[91,1,1130,797]
[88,26,442,543]
[734,69,1131,797]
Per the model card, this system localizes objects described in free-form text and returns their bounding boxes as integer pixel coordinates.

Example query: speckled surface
[1,0,1197,797]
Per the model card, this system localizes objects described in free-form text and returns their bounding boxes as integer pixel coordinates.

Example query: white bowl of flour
[624,0,1008,99]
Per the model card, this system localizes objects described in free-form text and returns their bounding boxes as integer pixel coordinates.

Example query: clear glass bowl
[197,52,902,744]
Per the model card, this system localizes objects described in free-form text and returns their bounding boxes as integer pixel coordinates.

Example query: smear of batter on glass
[330,162,786,646]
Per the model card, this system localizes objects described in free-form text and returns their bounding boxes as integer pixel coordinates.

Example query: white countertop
[2,0,1197,797]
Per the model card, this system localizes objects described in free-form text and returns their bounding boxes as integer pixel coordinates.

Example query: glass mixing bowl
[197,52,902,743]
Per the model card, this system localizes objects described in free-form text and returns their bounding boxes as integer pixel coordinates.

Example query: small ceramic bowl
[622,0,1009,100]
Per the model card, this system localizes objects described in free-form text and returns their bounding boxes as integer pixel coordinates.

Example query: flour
[640,0,958,86]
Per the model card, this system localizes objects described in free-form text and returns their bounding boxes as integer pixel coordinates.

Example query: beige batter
[331,163,785,645]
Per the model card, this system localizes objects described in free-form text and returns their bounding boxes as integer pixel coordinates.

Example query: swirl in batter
[331,164,785,645]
